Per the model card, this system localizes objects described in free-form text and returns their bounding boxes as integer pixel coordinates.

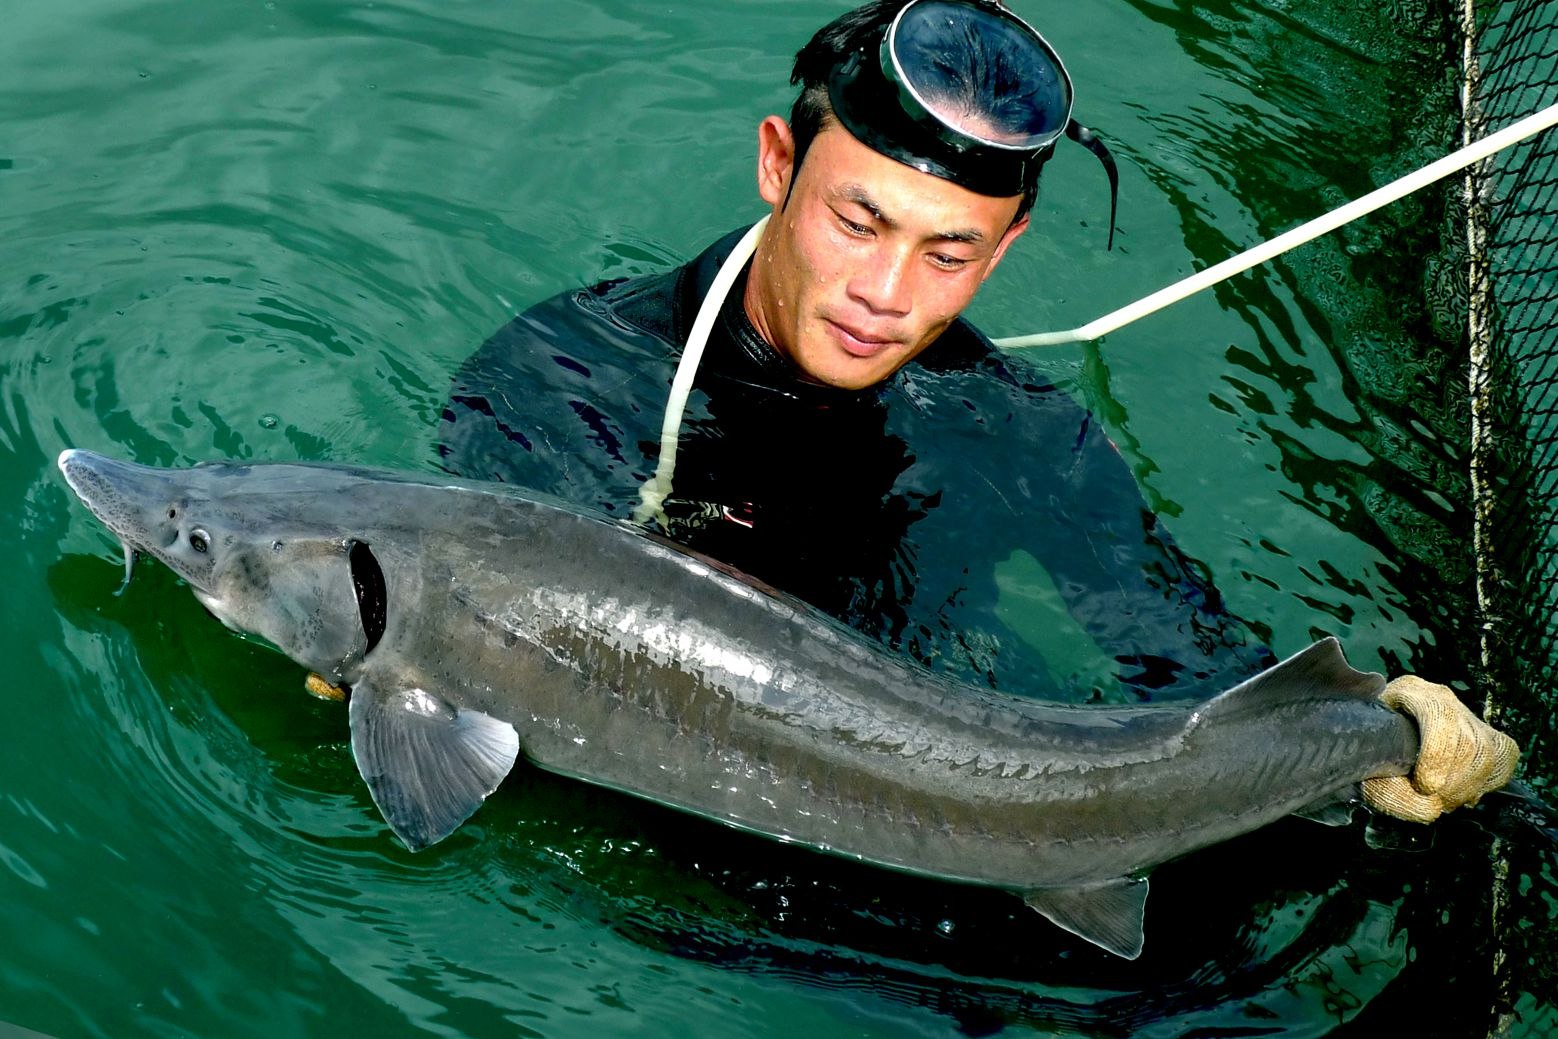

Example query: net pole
[1465,3,1500,726]
[1461,2,1515,1033]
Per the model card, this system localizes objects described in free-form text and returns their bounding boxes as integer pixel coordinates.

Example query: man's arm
[990,368,1274,699]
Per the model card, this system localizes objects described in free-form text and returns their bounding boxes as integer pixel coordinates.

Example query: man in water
[440,0,1516,817]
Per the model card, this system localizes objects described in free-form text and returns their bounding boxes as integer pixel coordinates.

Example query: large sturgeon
[58,449,1420,958]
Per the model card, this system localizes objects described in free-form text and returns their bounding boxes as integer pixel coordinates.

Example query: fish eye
[189,528,210,554]
[167,508,177,519]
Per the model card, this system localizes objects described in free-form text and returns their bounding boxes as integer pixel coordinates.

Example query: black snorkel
[1066,121,1119,250]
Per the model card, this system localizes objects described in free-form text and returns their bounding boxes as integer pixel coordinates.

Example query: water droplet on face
[259,414,279,429]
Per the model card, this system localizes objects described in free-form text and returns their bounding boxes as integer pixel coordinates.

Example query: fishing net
[1464,0,1558,795]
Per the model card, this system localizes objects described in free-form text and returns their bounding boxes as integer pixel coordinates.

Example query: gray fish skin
[57,449,1420,958]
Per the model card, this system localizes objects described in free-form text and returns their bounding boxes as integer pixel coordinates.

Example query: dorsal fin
[1203,638,1384,720]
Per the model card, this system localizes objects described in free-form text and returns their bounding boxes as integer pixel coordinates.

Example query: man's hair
[786,0,1041,221]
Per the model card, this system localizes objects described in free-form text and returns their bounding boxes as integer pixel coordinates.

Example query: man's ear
[756,115,796,208]
[983,212,1030,282]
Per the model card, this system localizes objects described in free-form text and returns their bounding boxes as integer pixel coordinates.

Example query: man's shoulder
[910,316,1061,397]
[497,225,752,356]
[462,271,684,379]
[575,267,684,346]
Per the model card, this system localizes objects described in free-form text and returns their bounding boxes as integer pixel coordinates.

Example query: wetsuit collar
[716,262,798,382]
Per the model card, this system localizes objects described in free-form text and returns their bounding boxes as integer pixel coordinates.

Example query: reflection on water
[6,0,1558,1036]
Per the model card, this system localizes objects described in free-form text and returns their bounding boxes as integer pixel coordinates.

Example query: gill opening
[348,540,387,655]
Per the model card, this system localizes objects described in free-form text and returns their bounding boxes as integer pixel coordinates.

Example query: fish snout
[59,449,170,546]
[58,449,217,588]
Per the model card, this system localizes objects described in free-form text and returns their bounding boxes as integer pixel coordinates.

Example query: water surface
[5,1,1555,1036]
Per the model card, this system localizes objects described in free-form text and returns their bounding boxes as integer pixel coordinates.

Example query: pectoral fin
[1024,877,1149,960]
[348,678,520,851]
[1294,793,1359,827]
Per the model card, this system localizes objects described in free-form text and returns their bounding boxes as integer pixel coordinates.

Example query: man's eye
[839,215,871,236]
[931,254,970,270]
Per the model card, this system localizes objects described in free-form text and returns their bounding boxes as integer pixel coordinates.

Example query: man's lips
[825,319,898,358]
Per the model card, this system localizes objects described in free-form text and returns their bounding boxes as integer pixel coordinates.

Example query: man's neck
[741,236,842,388]
[740,236,780,351]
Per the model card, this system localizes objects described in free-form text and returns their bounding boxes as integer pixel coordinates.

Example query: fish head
[58,449,386,682]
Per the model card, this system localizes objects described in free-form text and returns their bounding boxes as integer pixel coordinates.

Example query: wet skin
[743,117,1029,390]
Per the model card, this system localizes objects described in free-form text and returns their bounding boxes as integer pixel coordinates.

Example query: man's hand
[1361,675,1520,823]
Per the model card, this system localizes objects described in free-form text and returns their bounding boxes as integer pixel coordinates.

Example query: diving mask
[826,0,1118,245]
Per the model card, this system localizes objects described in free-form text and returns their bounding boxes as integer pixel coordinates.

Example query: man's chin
[822,318,899,360]
[806,356,897,391]
[790,329,911,389]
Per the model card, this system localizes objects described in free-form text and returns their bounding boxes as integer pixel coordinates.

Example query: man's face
[743,117,1029,391]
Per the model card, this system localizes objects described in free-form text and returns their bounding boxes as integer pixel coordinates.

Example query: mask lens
[887,0,1073,151]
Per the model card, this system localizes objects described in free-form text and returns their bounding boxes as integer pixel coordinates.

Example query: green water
[6,0,1557,1036]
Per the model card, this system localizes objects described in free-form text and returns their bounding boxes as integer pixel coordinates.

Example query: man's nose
[847,243,913,317]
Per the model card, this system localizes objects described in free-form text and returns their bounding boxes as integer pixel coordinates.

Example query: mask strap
[1066,121,1118,250]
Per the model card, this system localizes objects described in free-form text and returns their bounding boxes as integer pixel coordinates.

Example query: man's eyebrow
[839,184,893,227]
[837,184,987,245]
[934,227,987,245]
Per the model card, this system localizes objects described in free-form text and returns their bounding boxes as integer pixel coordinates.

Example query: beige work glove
[1361,675,1520,823]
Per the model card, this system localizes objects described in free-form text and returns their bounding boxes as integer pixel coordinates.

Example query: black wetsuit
[439,227,1272,701]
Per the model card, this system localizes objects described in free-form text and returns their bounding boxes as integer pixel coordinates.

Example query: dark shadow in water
[590,780,1558,1038]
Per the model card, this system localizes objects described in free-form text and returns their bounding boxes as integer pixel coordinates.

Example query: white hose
[633,215,770,526]
[623,104,1558,519]
[994,101,1558,349]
